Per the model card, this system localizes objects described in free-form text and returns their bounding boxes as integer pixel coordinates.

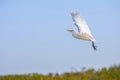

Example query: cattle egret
[67,12,97,50]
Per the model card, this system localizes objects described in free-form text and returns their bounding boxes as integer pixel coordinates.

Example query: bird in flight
[67,12,97,50]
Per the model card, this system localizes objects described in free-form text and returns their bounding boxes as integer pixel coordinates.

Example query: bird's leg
[92,42,97,50]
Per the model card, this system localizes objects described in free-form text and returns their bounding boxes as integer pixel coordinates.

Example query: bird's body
[72,31,94,41]
[67,12,97,50]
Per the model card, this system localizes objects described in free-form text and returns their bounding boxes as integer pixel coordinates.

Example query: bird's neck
[72,31,80,39]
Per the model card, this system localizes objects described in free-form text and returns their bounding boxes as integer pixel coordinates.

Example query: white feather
[71,12,92,36]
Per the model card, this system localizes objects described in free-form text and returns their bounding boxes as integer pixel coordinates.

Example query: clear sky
[0,0,120,75]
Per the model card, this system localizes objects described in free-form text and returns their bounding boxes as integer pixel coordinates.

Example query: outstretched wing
[71,12,92,36]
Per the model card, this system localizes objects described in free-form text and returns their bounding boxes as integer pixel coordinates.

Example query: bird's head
[67,29,74,32]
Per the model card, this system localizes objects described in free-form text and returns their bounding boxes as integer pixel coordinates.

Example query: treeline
[0,65,120,80]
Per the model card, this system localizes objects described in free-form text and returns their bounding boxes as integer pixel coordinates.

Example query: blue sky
[0,0,120,75]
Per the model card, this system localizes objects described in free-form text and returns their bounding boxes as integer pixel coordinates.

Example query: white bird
[67,12,97,50]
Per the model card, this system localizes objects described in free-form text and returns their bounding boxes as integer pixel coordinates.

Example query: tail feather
[92,42,97,50]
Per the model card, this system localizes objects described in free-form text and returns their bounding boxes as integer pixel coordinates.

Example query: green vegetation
[0,65,120,80]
